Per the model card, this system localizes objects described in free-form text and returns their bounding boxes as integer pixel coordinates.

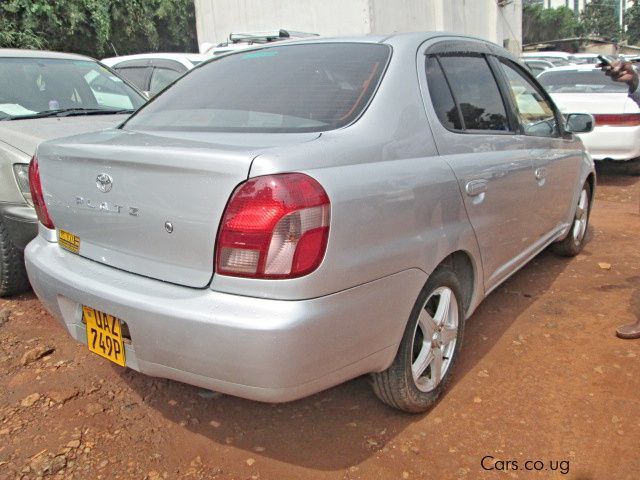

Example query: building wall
[194,0,522,53]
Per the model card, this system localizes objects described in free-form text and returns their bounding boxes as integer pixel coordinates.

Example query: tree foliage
[625,2,640,46]
[0,0,197,57]
[580,0,620,41]
[523,4,581,44]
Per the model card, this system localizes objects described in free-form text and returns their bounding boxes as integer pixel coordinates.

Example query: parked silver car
[25,33,595,412]
[0,49,146,296]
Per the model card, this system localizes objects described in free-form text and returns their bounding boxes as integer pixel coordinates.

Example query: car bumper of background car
[0,203,37,249]
[579,125,640,161]
[25,235,425,403]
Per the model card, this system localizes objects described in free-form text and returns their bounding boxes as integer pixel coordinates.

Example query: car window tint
[499,60,558,138]
[149,68,182,94]
[124,43,391,133]
[115,67,148,91]
[438,55,510,132]
[425,56,461,130]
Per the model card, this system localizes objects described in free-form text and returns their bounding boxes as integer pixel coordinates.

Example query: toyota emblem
[96,173,113,193]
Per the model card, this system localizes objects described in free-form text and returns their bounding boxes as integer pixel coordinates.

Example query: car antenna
[110,42,119,57]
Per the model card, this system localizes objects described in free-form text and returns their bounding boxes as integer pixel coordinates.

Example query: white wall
[194,0,522,53]
[194,0,371,46]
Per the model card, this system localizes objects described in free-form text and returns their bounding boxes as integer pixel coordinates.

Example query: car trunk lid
[37,129,320,287]
[550,92,640,114]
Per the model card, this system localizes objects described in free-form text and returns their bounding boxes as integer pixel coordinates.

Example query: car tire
[625,159,640,176]
[0,221,30,297]
[552,182,591,257]
[371,267,465,413]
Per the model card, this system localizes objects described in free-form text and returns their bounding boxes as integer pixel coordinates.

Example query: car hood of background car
[0,115,127,156]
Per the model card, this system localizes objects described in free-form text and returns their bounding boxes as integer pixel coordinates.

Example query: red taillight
[594,113,640,127]
[216,173,330,279]
[28,156,55,229]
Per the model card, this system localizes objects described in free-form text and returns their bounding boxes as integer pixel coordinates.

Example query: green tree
[523,4,580,44]
[0,0,197,57]
[625,2,640,45]
[580,0,620,41]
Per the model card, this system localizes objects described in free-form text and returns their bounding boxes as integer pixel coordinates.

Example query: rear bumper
[25,235,425,403]
[0,203,37,250]
[578,126,640,161]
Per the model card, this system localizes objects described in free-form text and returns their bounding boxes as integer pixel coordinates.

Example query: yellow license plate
[83,307,126,367]
[59,229,80,254]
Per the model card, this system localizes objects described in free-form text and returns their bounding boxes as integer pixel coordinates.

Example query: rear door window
[124,43,391,133]
[425,56,462,130]
[436,55,511,132]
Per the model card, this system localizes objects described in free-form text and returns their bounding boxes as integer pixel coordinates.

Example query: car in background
[521,51,577,67]
[26,34,595,413]
[201,29,319,56]
[538,65,640,172]
[522,58,555,77]
[0,49,146,296]
[101,53,208,97]
[572,53,602,65]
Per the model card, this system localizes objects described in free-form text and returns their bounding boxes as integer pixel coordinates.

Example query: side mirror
[565,113,594,134]
[143,91,151,99]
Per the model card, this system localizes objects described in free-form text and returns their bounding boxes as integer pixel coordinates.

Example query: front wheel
[370,267,465,413]
[552,182,591,257]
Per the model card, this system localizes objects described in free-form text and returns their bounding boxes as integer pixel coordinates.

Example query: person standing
[600,59,640,339]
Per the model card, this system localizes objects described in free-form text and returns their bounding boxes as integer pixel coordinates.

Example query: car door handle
[465,179,488,196]
[535,167,548,181]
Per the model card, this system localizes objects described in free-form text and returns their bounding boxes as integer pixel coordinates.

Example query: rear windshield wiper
[6,108,135,120]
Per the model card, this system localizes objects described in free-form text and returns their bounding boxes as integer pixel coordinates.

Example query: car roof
[0,48,94,61]
[255,32,517,58]
[102,53,208,64]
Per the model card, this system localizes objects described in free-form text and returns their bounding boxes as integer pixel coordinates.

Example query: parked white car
[521,51,577,66]
[102,53,208,97]
[571,53,602,65]
[538,65,640,166]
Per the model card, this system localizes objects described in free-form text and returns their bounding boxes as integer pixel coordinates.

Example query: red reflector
[28,156,55,229]
[593,113,640,127]
[216,173,330,279]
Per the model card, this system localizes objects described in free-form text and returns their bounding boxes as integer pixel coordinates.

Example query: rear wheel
[371,267,465,413]
[0,221,30,297]
[552,182,591,257]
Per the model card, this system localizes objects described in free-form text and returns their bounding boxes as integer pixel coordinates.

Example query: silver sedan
[25,33,595,412]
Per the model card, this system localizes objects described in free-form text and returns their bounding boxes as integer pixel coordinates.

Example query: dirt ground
[0,166,639,480]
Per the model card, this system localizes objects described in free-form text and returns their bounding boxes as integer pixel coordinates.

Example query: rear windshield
[123,43,391,133]
[538,70,629,93]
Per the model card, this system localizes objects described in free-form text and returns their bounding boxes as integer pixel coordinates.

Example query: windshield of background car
[538,70,629,93]
[123,43,391,133]
[0,57,145,119]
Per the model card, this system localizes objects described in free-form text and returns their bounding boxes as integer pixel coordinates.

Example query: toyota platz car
[25,33,595,413]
